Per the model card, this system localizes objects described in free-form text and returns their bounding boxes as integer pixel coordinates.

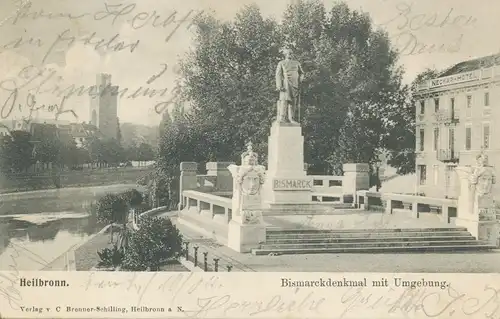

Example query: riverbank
[0,167,153,195]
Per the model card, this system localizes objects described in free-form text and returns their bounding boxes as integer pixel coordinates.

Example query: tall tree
[383,68,439,174]
[180,4,282,161]
[116,117,122,145]
[179,1,407,174]
[158,110,172,140]
[0,131,34,173]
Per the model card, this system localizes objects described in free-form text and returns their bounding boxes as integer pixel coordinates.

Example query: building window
[419,129,425,151]
[483,123,490,149]
[418,165,427,185]
[433,127,439,151]
[448,128,455,152]
[434,98,440,112]
[433,165,439,185]
[484,92,490,107]
[450,97,455,117]
[467,95,472,108]
[465,126,472,150]
[420,100,425,114]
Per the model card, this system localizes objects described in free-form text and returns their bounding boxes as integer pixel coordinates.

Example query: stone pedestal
[228,221,266,253]
[206,161,235,191]
[454,165,499,246]
[342,163,370,205]
[179,162,198,210]
[263,122,312,206]
[226,144,267,253]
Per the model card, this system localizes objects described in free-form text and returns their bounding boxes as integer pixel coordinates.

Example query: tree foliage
[383,68,439,174]
[175,0,407,176]
[120,188,144,207]
[95,193,129,225]
[0,131,34,173]
[122,216,183,271]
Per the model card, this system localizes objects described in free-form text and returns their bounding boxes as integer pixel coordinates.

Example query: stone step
[266,231,472,239]
[266,227,467,234]
[252,244,497,255]
[259,240,483,250]
[263,203,356,215]
[266,235,476,244]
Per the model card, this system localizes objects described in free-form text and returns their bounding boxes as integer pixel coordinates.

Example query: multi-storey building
[414,54,500,199]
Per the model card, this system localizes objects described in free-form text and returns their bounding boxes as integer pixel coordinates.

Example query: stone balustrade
[179,161,234,209]
[356,190,383,211]
[311,175,343,202]
[181,190,232,224]
[358,190,458,224]
[180,161,370,208]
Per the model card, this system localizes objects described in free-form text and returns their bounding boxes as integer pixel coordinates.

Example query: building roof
[439,53,500,77]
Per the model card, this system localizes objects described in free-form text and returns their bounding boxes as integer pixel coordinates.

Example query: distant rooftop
[439,53,500,78]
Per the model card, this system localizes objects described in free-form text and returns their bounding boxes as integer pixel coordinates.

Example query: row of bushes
[98,216,183,271]
[94,188,184,271]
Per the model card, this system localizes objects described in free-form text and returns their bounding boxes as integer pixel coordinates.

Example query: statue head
[241,174,261,195]
[282,47,294,59]
[241,141,258,166]
[477,150,489,167]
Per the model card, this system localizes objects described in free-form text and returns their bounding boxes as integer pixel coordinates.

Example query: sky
[0,0,497,126]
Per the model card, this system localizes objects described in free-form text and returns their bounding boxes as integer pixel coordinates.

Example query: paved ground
[171,213,500,273]
[74,231,111,271]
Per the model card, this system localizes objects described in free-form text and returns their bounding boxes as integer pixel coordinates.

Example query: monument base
[454,217,499,246]
[264,121,312,206]
[227,220,266,253]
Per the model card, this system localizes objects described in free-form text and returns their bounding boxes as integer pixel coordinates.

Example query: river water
[0,184,145,270]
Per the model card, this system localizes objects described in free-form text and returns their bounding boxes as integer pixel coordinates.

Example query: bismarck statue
[275,48,304,124]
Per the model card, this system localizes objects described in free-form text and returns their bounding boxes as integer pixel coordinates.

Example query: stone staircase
[251,227,497,255]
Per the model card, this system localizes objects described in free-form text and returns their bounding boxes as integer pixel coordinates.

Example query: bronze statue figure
[275,48,304,124]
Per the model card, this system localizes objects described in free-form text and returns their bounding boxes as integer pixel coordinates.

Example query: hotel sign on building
[429,71,480,88]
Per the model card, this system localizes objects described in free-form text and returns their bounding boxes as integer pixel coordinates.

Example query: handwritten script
[380,1,477,56]
[183,288,325,318]
[0,63,181,122]
[1,2,202,63]
[340,284,500,318]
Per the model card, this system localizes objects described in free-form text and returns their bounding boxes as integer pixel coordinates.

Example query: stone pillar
[206,162,235,192]
[342,163,370,205]
[455,167,473,217]
[454,165,499,246]
[227,144,267,253]
[179,162,198,210]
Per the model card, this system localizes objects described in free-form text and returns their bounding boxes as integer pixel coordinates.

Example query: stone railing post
[342,163,370,206]
[206,162,235,192]
[179,162,198,210]
[454,158,499,246]
[227,142,267,253]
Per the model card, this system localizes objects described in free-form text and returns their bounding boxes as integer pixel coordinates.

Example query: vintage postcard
[1,0,500,318]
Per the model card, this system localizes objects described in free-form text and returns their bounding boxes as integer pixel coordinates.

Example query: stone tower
[89,74,118,140]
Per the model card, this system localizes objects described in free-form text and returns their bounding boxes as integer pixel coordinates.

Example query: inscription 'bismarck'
[273,178,312,190]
